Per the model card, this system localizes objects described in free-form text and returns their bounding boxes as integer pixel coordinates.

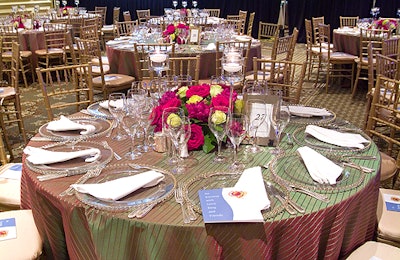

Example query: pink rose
[211,94,230,107]
[162,97,181,109]
[186,101,210,122]
[186,84,210,98]
[187,123,204,150]
[163,24,176,36]
[150,106,164,132]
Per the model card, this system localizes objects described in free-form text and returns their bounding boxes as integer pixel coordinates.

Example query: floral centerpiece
[162,23,190,44]
[11,15,27,29]
[371,18,398,32]
[150,83,243,153]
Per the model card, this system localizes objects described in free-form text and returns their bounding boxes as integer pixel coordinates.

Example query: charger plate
[26,141,113,176]
[288,105,336,125]
[270,154,366,192]
[38,117,112,141]
[75,164,176,212]
[87,102,113,119]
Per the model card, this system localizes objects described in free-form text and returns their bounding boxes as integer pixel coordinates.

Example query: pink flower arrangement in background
[150,83,240,153]
[371,18,398,31]
[162,23,190,44]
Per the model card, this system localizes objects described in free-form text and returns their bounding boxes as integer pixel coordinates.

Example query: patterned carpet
[4,43,369,162]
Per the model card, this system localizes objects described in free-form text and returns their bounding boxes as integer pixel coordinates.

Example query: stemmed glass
[370,7,380,19]
[221,54,244,111]
[108,93,127,141]
[245,98,266,153]
[225,113,249,172]
[208,106,229,163]
[271,105,290,155]
[192,1,198,8]
[182,1,188,8]
[148,49,169,79]
[397,8,400,18]
[162,107,185,165]
[62,0,67,8]
[127,88,148,154]
[171,117,191,174]
[122,112,142,160]
[74,0,80,8]
[172,1,178,9]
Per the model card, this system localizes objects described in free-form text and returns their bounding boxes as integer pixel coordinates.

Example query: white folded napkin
[205,43,216,50]
[71,170,165,201]
[99,99,125,110]
[288,106,332,117]
[297,146,343,185]
[305,125,370,149]
[24,146,101,165]
[46,116,96,135]
[234,166,270,210]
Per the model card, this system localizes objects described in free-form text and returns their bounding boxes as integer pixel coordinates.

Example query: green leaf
[202,134,216,153]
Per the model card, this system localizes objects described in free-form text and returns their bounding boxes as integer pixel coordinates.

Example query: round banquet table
[106,39,261,80]
[333,28,361,56]
[21,113,381,260]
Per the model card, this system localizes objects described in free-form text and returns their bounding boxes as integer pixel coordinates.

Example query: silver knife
[264,181,296,215]
[268,181,305,214]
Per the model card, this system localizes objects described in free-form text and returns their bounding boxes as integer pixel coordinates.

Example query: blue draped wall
[73,0,400,42]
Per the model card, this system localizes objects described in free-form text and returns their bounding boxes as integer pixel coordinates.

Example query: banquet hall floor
[5,43,368,162]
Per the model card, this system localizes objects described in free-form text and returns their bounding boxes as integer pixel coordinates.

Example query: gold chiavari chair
[95,6,107,25]
[167,55,201,85]
[35,63,94,121]
[339,16,359,28]
[116,21,137,37]
[304,19,320,80]
[246,12,255,36]
[136,9,150,25]
[382,37,400,60]
[258,22,279,51]
[205,9,220,18]
[311,16,324,45]
[123,11,132,21]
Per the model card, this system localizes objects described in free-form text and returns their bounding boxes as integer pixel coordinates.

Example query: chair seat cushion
[92,56,109,65]
[35,49,64,56]
[0,163,21,207]
[92,65,110,75]
[380,152,398,181]
[346,241,400,259]
[92,74,135,87]
[0,87,16,99]
[0,210,42,259]
[327,52,357,61]
[377,188,400,243]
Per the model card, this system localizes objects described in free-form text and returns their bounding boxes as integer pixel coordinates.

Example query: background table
[21,116,381,259]
[333,29,360,56]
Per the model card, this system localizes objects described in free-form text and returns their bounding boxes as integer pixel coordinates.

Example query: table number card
[189,27,201,44]
[383,193,400,212]
[0,218,17,241]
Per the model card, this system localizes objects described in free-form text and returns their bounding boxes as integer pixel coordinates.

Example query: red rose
[164,24,176,36]
[187,123,204,150]
[211,94,230,107]
[177,23,188,29]
[186,84,210,98]
[162,97,181,109]
[150,106,164,132]
[186,101,210,122]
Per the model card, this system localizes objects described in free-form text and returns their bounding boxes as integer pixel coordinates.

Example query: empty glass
[108,93,127,141]
[172,1,178,9]
[245,98,266,153]
[225,113,249,172]
[182,1,188,8]
[271,105,290,155]
[172,117,191,174]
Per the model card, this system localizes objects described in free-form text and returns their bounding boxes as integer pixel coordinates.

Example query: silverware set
[59,166,104,196]
[175,185,197,224]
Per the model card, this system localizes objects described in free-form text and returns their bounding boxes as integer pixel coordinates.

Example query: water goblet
[162,107,185,165]
[62,0,67,8]
[245,98,266,154]
[192,1,198,8]
[208,106,229,163]
[108,93,127,141]
[182,1,188,9]
[74,0,80,8]
[397,8,400,18]
[171,116,191,174]
[121,112,142,160]
[271,105,290,155]
[225,113,249,172]
[172,1,178,9]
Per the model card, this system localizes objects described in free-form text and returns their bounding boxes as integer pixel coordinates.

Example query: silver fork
[175,186,190,224]
[102,141,122,161]
[184,187,198,221]
[106,120,117,138]
[59,166,104,197]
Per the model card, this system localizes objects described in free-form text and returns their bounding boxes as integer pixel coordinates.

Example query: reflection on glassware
[34,5,40,14]
[397,8,400,18]
[245,99,266,154]
[162,107,185,165]
[62,0,67,7]
[172,1,178,9]
[11,6,17,14]
[108,93,127,141]
[225,113,249,172]
[192,1,198,8]
[182,1,188,8]
[74,0,80,8]
[171,117,191,174]
[370,7,380,19]
[208,106,229,162]
[271,105,290,155]
[148,49,169,78]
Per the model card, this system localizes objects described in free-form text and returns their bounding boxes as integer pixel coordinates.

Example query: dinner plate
[25,141,113,175]
[75,164,176,211]
[288,105,336,125]
[86,102,114,119]
[270,154,366,192]
[38,116,112,141]
[183,171,284,219]
[292,125,372,153]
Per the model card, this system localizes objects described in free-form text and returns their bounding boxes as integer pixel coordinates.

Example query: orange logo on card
[229,191,246,198]
[0,230,8,237]
[390,196,400,202]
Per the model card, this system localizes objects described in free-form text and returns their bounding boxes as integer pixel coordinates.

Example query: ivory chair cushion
[0,163,21,208]
[377,188,400,244]
[0,210,42,259]
[346,241,400,259]
[380,152,398,181]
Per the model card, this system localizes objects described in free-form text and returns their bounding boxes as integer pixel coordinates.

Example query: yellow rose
[186,95,203,104]
[211,110,227,125]
[210,84,223,97]
[170,34,176,41]
[167,113,181,127]
[234,99,244,113]
[177,86,188,98]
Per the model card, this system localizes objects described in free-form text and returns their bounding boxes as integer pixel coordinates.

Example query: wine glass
[148,49,169,78]
[182,1,188,8]
[62,0,67,7]
[108,93,127,141]
[121,112,142,160]
[245,98,266,153]
[208,106,229,162]
[397,8,400,18]
[162,107,185,165]
[74,0,80,8]
[172,1,178,9]
[171,116,191,174]
[192,1,198,8]
[271,105,290,155]
[225,113,249,172]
